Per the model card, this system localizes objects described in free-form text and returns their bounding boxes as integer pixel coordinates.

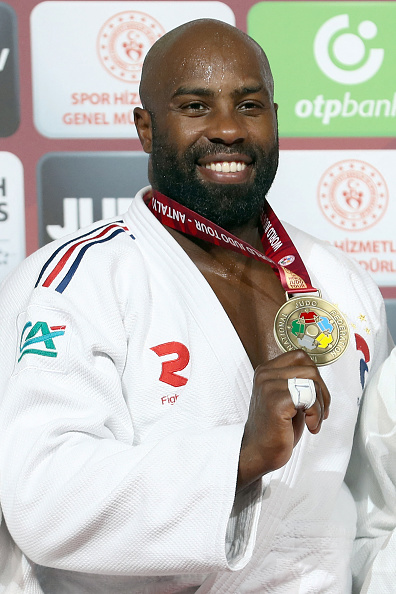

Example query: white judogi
[346,348,396,593]
[0,188,391,593]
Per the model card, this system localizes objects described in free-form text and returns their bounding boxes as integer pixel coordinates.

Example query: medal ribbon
[146,190,318,296]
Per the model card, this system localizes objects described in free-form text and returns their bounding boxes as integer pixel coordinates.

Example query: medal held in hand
[274,294,349,366]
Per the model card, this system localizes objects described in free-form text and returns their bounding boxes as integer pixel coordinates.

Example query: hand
[237,349,330,491]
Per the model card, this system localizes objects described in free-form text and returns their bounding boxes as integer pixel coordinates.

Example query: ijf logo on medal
[274,297,349,366]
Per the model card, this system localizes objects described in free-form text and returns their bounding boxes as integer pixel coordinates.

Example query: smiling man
[135,21,279,234]
[0,19,391,594]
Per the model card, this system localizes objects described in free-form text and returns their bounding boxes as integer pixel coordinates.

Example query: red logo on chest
[150,341,190,387]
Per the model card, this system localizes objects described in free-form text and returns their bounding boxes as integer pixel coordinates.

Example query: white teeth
[204,161,247,173]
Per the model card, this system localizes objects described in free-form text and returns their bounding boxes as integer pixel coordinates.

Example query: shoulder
[0,212,151,383]
[2,215,144,299]
[0,215,153,354]
[283,221,381,291]
[283,222,358,268]
[34,217,138,294]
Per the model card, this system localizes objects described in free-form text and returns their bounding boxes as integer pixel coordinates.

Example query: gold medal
[274,295,349,366]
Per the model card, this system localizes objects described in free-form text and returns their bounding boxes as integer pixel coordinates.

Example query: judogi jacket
[0,188,391,593]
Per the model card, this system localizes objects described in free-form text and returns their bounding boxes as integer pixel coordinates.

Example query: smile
[204,161,247,173]
[197,156,253,185]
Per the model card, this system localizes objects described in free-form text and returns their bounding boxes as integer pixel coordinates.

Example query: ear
[134,107,153,153]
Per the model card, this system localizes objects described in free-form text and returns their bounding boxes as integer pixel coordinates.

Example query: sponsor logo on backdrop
[318,159,388,231]
[63,11,165,128]
[248,2,396,136]
[0,47,10,72]
[0,176,7,223]
[318,158,395,276]
[297,14,390,126]
[37,152,149,246]
[0,3,20,136]
[267,150,396,285]
[47,197,132,240]
[313,16,383,85]
[97,11,164,82]
[0,152,25,283]
[31,2,235,138]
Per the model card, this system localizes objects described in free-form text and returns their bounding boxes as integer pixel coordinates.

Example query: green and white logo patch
[19,321,65,362]
[248,1,396,136]
[16,306,71,373]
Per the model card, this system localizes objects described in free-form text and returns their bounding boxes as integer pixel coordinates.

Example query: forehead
[163,34,270,96]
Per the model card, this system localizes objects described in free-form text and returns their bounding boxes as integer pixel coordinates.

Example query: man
[0,19,391,593]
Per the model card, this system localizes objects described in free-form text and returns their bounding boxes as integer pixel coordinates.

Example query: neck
[167,228,264,279]
[149,187,265,263]
[224,220,263,248]
[146,187,316,295]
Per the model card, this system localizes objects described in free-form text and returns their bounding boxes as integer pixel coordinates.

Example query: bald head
[139,19,274,112]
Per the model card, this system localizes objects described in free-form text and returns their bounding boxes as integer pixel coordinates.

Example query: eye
[188,102,205,110]
[239,101,264,113]
[180,101,209,115]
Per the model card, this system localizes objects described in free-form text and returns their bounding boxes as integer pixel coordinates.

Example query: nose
[205,107,246,146]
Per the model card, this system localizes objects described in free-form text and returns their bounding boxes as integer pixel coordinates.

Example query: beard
[149,133,279,231]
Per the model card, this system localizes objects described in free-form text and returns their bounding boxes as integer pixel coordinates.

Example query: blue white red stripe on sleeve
[35,221,134,294]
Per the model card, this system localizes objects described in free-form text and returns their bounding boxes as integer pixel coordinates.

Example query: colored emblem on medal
[274,296,349,365]
[278,255,295,266]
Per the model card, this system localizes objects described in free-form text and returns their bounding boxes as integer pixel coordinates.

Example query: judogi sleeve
[0,254,262,576]
[347,346,396,593]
